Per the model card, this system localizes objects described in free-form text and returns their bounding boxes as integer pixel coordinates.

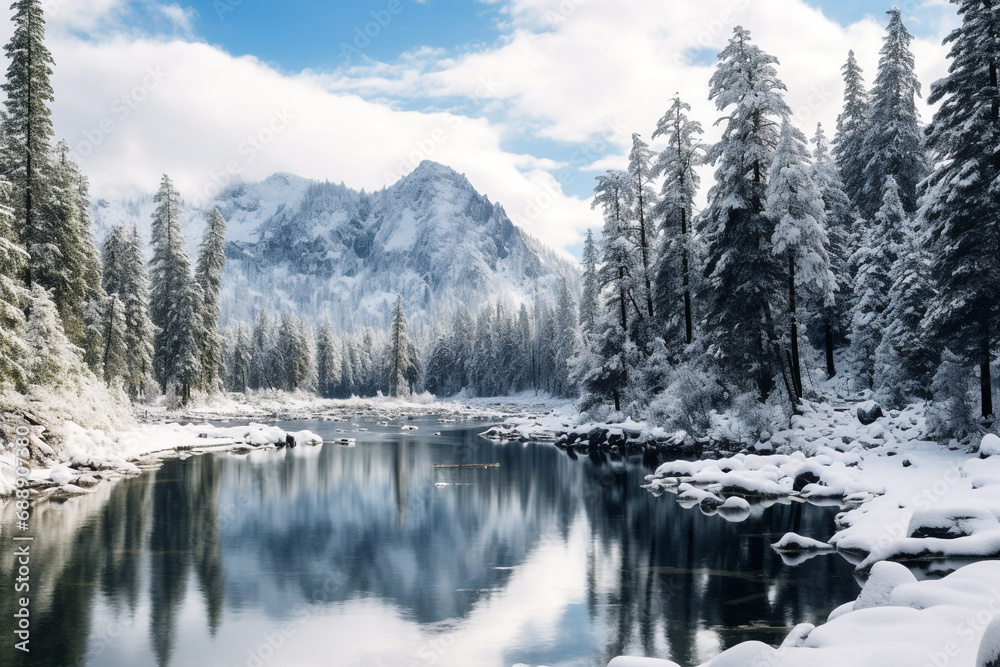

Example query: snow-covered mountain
[92,161,578,331]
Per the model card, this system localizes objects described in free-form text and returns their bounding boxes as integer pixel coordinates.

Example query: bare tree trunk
[789,254,803,398]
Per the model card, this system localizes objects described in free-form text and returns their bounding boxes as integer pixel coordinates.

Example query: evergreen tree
[923,0,1000,422]
[766,120,835,398]
[2,0,54,289]
[849,176,904,389]
[194,208,227,392]
[628,133,657,320]
[100,294,128,387]
[316,318,341,398]
[652,95,704,348]
[590,170,638,410]
[810,123,854,377]
[149,175,199,400]
[102,224,155,399]
[578,229,600,335]
[834,50,869,213]
[859,9,927,218]
[702,26,794,404]
[0,177,28,389]
[228,323,252,393]
[874,207,938,408]
[23,284,86,387]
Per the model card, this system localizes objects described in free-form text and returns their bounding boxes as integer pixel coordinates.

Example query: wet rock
[588,428,609,447]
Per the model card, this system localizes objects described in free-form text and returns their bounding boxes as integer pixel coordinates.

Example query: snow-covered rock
[771,532,834,554]
[977,615,1000,667]
[852,561,917,610]
[607,658,680,667]
[982,434,1000,458]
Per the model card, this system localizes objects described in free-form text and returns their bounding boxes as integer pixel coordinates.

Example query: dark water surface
[1,417,861,667]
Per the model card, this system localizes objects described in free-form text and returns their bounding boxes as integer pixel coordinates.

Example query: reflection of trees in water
[0,457,223,667]
[577,460,861,665]
[0,428,862,667]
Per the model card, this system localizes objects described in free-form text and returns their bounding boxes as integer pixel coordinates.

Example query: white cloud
[40,0,958,256]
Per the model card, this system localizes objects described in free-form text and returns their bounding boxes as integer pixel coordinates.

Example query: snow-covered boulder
[857,401,883,425]
[771,532,834,554]
[982,434,1000,458]
[906,505,999,540]
[853,561,917,611]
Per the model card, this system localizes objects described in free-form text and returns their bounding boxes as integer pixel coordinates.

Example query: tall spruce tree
[702,26,795,404]
[628,133,657,321]
[766,120,835,398]
[834,50,869,213]
[811,123,854,377]
[850,176,905,389]
[0,177,28,388]
[149,175,200,400]
[2,0,54,290]
[389,297,414,397]
[102,224,155,398]
[194,208,227,392]
[578,228,600,335]
[652,95,704,348]
[923,0,1000,422]
[316,318,341,398]
[859,9,927,219]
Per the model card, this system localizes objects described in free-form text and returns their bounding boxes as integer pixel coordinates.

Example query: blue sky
[175,0,927,74]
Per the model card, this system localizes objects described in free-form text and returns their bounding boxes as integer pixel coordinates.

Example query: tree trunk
[983,318,994,422]
[637,188,654,319]
[764,300,799,413]
[618,267,628,331]
[681,208,693,345]
[824,317,836,379]
[613,389,621,413]
[789,254,803,398]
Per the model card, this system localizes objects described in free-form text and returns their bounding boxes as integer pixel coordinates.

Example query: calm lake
[1,417,862,667]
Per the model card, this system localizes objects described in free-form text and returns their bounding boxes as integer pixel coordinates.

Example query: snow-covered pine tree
[810,123,854,377]
[23,284,86,387]
[228,323,252,393]
[833,50,869,213]
[873,205,938,408]
[149,175,200,400]
[316,318,341,398]
[101,224,155,398]
[389,297,415,397]
[766,120,835,398]
[578,229,600,335]
[100,294,128,387]
[553,279,578,397]
[628,134,657,321]
[702,26,794,403]
[194,208,227,392]
[589,170,638,410]
[250,310,274,390]
[923,0,1000,423]
[849,176,904,389]
[652,95,704,348]
[0,177,28,389]
[859,9,927,219]
[2,0,54,290]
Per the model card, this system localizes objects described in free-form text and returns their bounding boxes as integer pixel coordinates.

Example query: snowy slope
[92,162,578,331]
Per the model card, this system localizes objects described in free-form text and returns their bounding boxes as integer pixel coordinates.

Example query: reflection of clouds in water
[0,419,863,667]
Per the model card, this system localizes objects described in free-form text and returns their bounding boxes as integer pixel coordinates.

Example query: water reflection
[0,419,861,667]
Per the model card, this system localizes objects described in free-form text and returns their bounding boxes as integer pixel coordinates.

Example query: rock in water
[978,615,1000,667]
[857,400,884,425]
